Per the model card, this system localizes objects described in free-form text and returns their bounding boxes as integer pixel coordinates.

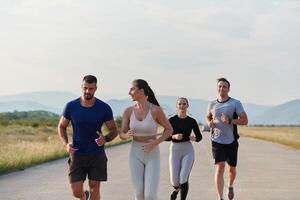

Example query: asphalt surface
[1,133,299,200]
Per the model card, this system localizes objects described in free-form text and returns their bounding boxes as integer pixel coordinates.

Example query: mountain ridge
[0,91,299,125]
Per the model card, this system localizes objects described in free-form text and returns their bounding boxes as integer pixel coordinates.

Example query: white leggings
[169,141,195,186]
[129,141,160,200]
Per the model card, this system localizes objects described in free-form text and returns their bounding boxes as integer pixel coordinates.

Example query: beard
[83,93,93,100]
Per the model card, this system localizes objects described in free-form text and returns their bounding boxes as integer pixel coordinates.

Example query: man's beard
[83,93,93,100]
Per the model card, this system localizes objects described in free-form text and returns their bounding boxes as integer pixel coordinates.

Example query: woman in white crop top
[120,79,173,200]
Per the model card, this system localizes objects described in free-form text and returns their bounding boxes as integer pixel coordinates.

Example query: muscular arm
[205,111,214,128]
[104,119,118,142]
[233,112,248,125]
[57,116,70,147]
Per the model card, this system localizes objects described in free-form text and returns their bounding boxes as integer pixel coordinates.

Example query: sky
[0,0,300,106]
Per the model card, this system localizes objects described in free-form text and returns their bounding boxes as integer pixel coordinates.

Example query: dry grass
[0,125,66,174]
[0,137,66,173]
[0,125,127,174]
[239,126,300,149]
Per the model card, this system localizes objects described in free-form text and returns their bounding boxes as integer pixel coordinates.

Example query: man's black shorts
[68,153,107,183]
[212,140,239,167]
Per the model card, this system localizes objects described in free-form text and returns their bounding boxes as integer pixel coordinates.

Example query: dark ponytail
[134,79,160,106]
[147,86,160,106]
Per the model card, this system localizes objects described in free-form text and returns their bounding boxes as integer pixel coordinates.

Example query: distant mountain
[0,91,77,109]
[106,99,132,117]
[0,91,77,114]
[243,103,270,124]
[0,101,60,114]
[252,99,300,125]
[0,91,298,125]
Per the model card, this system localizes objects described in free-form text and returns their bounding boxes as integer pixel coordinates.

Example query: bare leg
[227,165,236,200]
[228,165,236,187]
[88,180,101,200]
[71,181,86,200]
[215,162,225,199]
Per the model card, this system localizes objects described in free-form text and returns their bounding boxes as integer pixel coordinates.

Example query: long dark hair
[134,79,160,106]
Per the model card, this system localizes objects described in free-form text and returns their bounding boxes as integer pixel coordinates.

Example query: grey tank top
[129,104,158,136]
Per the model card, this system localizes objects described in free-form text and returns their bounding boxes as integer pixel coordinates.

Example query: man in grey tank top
[205,78,248,200]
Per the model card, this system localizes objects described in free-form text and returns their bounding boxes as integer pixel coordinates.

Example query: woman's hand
[172,133,183,140]
[189,135,196,141]
[142,139,159,153]
[123,129,135,139]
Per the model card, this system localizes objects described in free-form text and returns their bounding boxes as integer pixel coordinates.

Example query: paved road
[1,134,300,200]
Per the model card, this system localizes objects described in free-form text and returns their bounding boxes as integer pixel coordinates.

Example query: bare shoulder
[151,104,161,111]
[151,104,164,116]
[123,106,134,117]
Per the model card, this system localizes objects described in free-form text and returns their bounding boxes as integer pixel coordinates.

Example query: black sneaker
[228,187,234,200]
[84,190,90,200]
[170,191,178,200]
[170,186,180,200]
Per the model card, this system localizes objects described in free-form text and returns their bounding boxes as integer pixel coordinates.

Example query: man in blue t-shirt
[205,78,248,200]
[58,75,117,200]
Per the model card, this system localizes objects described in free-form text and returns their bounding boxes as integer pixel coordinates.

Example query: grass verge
[0,125,128,175]
[239,126,300,149]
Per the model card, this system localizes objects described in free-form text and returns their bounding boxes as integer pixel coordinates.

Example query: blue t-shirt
[63,98,113,155]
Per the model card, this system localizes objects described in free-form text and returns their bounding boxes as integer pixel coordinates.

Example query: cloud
[0,0,299,104]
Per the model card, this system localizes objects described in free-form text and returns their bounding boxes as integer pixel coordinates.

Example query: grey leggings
[169,141,195,186]
[129,141,160,200]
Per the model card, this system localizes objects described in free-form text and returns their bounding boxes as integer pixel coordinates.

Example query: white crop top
[129,104,158,136]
